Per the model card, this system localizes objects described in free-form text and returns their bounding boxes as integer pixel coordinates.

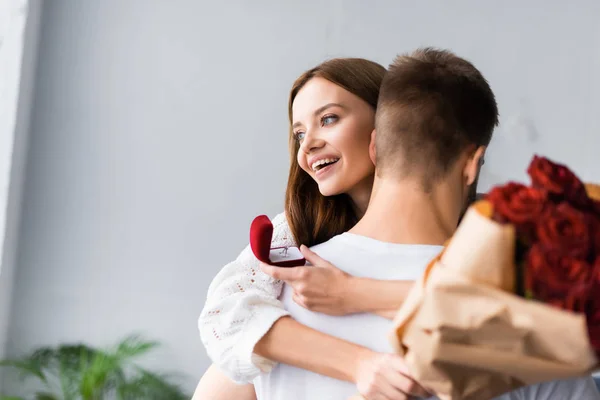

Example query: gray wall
[4,0,600,393]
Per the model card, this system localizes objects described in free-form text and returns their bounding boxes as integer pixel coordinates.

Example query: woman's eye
[321,115,338,126]
[294,131,306,142]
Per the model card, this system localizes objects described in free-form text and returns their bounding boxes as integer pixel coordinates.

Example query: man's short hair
[375,47,499,187]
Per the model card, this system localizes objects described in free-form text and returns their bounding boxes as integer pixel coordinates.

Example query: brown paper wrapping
[387,200,599,400]
[585,183,600,199]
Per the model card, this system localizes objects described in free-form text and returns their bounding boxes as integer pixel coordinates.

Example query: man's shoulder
[309,234,347,252]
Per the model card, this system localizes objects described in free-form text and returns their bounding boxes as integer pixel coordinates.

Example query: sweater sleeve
[198,212,296,383]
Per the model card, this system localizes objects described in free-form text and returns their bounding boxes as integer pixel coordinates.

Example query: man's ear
[369,129,377,165]
[464,145,486,186]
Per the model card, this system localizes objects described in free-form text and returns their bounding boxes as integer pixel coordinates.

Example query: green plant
[0,335,189,400]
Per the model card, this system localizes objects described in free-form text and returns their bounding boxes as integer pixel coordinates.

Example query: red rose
[525,244,592,313]
[536,202,592,259]
[527,155,591,209]
[486,183,548,238]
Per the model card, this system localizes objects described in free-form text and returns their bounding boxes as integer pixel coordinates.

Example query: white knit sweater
[198,212,295,383]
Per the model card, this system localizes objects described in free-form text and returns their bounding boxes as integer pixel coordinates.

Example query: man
[253,48,600,399]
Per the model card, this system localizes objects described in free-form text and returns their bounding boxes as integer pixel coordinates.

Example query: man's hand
[355,352,432,400]
[260,245,355,315]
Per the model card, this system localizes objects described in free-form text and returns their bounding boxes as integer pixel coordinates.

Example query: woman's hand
[261,245,413,319]
[260,245,356,315]
[354,352,432,400]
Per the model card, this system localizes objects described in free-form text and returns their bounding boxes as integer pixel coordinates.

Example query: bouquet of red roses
[487,156,600,355]
[389,155,599,400]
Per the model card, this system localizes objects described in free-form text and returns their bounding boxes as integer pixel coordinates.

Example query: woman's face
[292,78,376,200]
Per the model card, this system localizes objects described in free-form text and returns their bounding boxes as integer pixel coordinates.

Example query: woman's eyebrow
[292,103,346,129]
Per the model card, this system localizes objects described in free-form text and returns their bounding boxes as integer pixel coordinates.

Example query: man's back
[253,232,443,400]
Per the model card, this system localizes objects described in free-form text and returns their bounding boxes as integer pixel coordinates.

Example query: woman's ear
[464,145,486,186]
[369,129,377,165]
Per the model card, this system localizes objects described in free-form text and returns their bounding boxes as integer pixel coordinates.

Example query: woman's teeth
[311,158,339,172]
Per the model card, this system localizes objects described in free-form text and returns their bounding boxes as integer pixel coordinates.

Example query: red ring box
[250,215,306,268]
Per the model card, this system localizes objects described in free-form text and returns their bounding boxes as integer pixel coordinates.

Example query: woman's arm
[199,213,423,397]
[192,364,256,400]
[260,245,413,319]
[349,277,412,319]
[195,331,428,400]
[198,212,293,383]
[254,317,431,398]
[253,316,369,382]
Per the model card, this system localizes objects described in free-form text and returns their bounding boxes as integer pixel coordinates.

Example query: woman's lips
[315,159,339,179]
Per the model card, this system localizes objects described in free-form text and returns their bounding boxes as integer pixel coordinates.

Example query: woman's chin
[317,182,343,197]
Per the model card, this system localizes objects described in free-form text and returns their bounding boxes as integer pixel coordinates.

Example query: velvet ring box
[250,215,306,267]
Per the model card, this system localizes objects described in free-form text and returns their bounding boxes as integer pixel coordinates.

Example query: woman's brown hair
[285,58,386,247]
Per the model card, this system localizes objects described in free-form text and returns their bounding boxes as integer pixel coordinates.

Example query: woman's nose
[300,130,325,154]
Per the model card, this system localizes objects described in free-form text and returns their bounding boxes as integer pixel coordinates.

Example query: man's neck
[349,177,463,245]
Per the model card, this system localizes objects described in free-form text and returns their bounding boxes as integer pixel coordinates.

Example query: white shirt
[253,232,600,400]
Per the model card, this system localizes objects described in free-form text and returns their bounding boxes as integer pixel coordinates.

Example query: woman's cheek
[297,152,306,170]
[298,155,312,176]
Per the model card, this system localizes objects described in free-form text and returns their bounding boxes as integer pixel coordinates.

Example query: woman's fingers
[262,256,351,315]
[299,245,334,268]
[260,262,307,282]
[357,353,431,400]
[382,368,429,399]
[292,292,307,308]
[384,356,430,398]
